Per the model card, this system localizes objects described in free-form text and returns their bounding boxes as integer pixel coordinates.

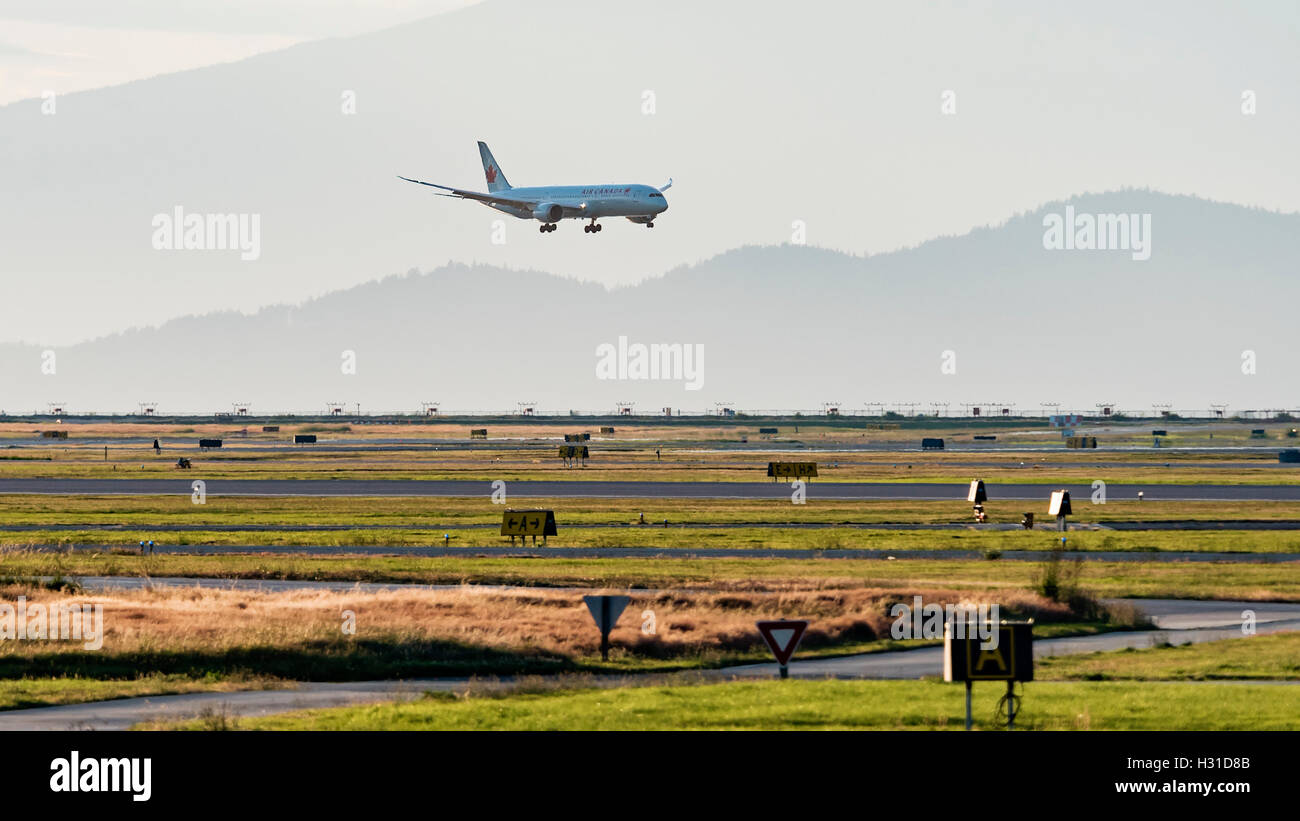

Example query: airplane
[399,141,670,234]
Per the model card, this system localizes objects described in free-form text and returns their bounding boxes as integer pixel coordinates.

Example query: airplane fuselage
[486,183,668,222]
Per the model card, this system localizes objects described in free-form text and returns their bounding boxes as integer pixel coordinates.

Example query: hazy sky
[1,0,1298,346]
[0,0,482,104]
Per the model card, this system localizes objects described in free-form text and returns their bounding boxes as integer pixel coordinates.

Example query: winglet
[659,178,673,192]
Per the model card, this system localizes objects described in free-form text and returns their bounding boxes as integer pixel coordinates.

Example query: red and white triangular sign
[756,620,808,667]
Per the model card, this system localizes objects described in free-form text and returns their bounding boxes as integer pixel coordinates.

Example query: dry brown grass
[0,581,1076,662]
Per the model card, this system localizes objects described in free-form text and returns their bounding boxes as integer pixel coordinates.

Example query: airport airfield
[0,413,1297,730]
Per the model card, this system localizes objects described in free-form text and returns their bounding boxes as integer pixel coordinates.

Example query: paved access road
[0,598,1296,730]
[2,477,1298,501]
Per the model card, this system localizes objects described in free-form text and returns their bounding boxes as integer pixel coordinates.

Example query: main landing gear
[538,223,557,233]
[584,220,603,233]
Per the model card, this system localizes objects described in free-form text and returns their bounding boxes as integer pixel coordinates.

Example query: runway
[2,477,1297,501]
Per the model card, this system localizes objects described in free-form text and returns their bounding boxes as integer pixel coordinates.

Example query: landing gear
[646,221,655,228]
[539,223,556,233]
[584,220,602,233]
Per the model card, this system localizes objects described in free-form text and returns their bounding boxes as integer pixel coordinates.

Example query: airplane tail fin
[477,141,512,192]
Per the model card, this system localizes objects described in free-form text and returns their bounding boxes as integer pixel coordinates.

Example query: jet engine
[532,203,563,223]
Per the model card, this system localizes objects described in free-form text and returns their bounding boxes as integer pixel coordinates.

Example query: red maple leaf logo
[485,165,497,184]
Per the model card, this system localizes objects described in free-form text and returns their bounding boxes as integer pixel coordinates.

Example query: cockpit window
[649,193,663,198]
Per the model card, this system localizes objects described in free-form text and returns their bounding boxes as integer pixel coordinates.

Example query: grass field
[176,678,1300,731]
[1039,632,1300,681]
[4,495,1297,526]
[4,549,1298,599]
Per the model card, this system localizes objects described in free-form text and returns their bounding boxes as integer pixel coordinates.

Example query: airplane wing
[397,176,586,216]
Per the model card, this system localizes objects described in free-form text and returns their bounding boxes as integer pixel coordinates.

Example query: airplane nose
[658,197,669,213]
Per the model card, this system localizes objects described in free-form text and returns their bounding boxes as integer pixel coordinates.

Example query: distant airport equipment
[1095,403,1114,417]
[662,407,673,417]
[470,428,488,439]
[1210,404,1228,418]
[944,620,1033,730]
[973,435,996,441]
[232,403,250,417]
[198,439,222,449]
[921,437,945,450]
[262,425,280,433]
[767,461,817,481]
[759,427,779,436]
[420,402,440,416]
[617,402,635,416]
[1288,429,1298,438]
[1250,429,1268,439]
[138,403,157,416]
[294,434,317,444]
[559,445,589,467]
[1280,449,1300,464]
[1152,403,1173,418]
[1048,490,1072,531]
[138,540,156,555]
[564,433,590,442]
[714,403,736,417]
[326,402,347,417]
[518,402,537,416]
[399,141,670,233]
[823,402,841,417]
[501,509,557,546]
[175,458,192,469]
[46,403,66,416]
[600,426,615,435]
[1049,414,1081,427]
[583,595,632,661]
[1020,512,1034,530]
[962,404,983,417]
[41,430,68,439]
[930,402,950,417]
[1066,436,1097,448]
[756,619,809,679]
[1152,430,1167,436]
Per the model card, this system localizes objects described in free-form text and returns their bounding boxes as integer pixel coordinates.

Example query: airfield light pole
[1210,403,1228,419]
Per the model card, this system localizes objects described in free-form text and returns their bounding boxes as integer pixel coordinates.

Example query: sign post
[755,619,809,679]
[583,595,631,661]
[1048,490,1072,532]
[944,620,1034,731]
[500,509,558,546]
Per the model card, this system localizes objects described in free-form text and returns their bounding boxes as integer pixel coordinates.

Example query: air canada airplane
[399,142,670,233]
